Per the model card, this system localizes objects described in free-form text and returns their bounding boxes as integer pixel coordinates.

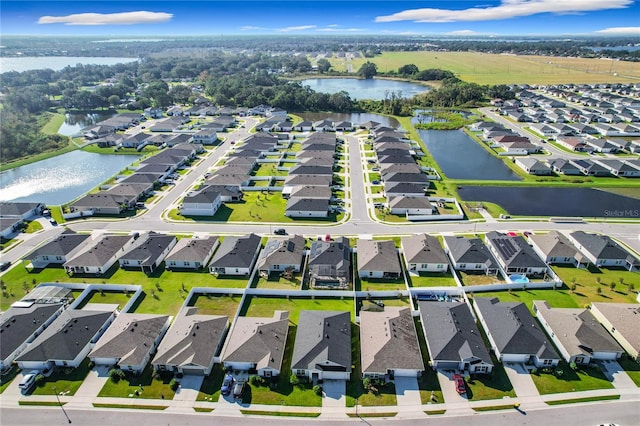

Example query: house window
[43,256,49,260]
[543,359,554,366]
[170,261,176,266]
[611,327,616,333]
[123,260,129,265]
[56,256,63,261]
[184,261,190,266]
[459,263,466,269]
[421,264,428,269]
[437,264,444,269]
[295,369,305,375]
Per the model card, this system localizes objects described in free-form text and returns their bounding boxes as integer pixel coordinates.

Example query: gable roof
[120,233,177,266]
[16,308,113,363]
[222,311,289,371]
[528,231,585,260]
[64,235,133,269]
[0,202,43,217]
[444,236,498,269]
[590,303,640,355]
[152,307,228,369]
[89,313,169,365]
[402,234,448,265]
[570,231,638,264]
[291,310,351,372]
[360,308,423,374]
[25,230,91,260]
[285,197,330,213]
[474,297,558,359]
[485,231,547,269]
[356,239,401,274]
[209,233,261,269]
[418,301,492,365]
[257,235,306,271]
[165,237,218,263]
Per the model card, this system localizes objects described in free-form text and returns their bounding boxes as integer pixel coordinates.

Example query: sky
[1,0,639,37]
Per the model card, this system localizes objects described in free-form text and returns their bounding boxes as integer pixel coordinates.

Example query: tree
[357,61,378,79]
[596,287,602,296]
[398,64,419,76]
[610,282,616,292]
[108,95,120,108]
[316,58,331,74]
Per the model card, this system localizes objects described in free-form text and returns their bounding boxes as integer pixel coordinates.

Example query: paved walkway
[601,361,638,390]
[394,376,427,419]
[65,366,109,408]
[320,379,347,419]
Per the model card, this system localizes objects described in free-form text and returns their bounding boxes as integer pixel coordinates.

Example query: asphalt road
[1,400,638,426]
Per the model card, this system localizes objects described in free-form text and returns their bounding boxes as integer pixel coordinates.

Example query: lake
[0,56,138,73]
[58,112,116,136]
[300,78,429,100]
[418,129,521,181]
[458,186,640,218]
[0,150,139,205]
[299,112,400,128]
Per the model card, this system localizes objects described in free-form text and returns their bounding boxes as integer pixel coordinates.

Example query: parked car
[371,180,380,185]
[274,228,287,235]
[0,261,11,271]
[221,374,234,396]
[453,374,466,395]
[18,370,39,392]
[49,218,57,226]
[233,381,245,400]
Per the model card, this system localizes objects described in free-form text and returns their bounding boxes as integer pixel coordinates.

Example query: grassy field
[40,112,66,135]
[551,265,639,305]
[255,271,303,290]
[530,361,614,395]
[407,271,458,287]
[0,264,247,313]
[188,293,242,318]
[240,296,355,324]
[458,271,503,286]
[474,288,581,314]
[358,277,406,292]
[97,366,176,400]
[344,51,640,85]
[77,290,132,310]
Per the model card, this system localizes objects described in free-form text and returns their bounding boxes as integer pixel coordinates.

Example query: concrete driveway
[322,379,345,407]
[394,376,421,407]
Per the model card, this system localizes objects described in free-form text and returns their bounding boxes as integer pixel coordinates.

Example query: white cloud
[38,11,172,26]
[595,26,640,34]
[375,0,632,23]
[278,25,317,32]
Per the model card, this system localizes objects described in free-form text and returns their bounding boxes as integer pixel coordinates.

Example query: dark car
[0,261,11,271]
[233,381,245,400]
[453,374,466,394]
[274,228,287,235]
[221,374,234,396]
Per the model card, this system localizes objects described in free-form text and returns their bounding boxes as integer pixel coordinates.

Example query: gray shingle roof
[360,307,423,374]
[209,233,261,269]
[25,230,91,260]
[0,304,64,362]
[120,233,177,267]
[165,237,218,264]
[528,231,585,260]
[402,234,448,265]
[486,231,547,269]
[308,237,351,283]
[257,235,306,271]
[474,297,558,360]
[570,231,639,265]
[64,235,132,269]
[89,313,169,365]
[590,303,640,356]
[357,239,401,275]
[444,236,498,269]
[285,197,330,213]
[291,310,351,373]
[418,301,492,366]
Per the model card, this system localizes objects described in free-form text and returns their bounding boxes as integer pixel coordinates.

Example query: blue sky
[1,1,639,36]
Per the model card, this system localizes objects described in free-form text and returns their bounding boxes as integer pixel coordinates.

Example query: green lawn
[617,356,640,387]
[357,297,411,315]
[41,112,66,135]
[255,271,303,290]
[98,366,176,400]
[77,290,131,310]
[458,271,503,286]
[545,395,620,405]
[188,293,242,318]
[25,220,43,233]
[358,278,406,292]
[407,271,457,287]
[0,264,246,312]
[241,296,355,324]
[254,165,287,177]
[414,318,444,404]
[552,265,639,305]
[0,366,20,394]
[196,364,225,402]
[530,361,614,395]
[31,358,92,396]
[476,288,581,315]
[464,360,516,401]
[246,326,322,407]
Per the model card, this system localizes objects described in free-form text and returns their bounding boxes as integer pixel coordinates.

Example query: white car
[18,370,39,391]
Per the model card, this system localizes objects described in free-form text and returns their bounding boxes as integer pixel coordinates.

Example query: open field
[340,51,640,85]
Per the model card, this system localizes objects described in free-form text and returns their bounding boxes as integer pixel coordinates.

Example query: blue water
[300,78,429,100]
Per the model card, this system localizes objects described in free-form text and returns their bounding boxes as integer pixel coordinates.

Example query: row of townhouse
[0,202,46,239]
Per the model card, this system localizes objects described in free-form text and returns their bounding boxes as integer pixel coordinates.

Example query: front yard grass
[240,295,355,324]
[407,271,458,287]
[247,326,322,407]
[25,220,43,233]
[617,356,640,387]
[31,358,92,396]
[196,364,225,402]
[530,361,614,395]
[98,366,177,400]
[464,360,516,401]
[188,293,242,318]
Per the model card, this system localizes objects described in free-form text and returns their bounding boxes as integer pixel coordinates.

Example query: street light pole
[53,386,72,423]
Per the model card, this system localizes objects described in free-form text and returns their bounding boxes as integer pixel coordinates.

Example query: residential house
[70,193,133,216]
[594,159,640,177]
[285,197,330,218]
[63,234,136,276]
[384,182,429,198]
[15,307,115,370]
[528,231,589,267]
[283,185,332,200]
[418,301,493,374]
[568,231,640,271]
[256,235,306,276]
[165,237,219,270]
[0,202,45,220]
[360,307,424,381]
[197,185,243,202]
[180,189,222,217]
[0,303,65,371]
[473,297,559,367]
[356,239,402,280]
[515,158,553,176]
[585,138,619,153]
[533,301,624,365]
[192,128,218,145]
[24,230,92,269]
[388,196,434,215]
[571,159,611,176]
[308,237,351,289]
[293,121,313,132]
[554,136,588,152]
[484,231,548,277]
[118,232,177,274]
[209,233,261,276]
[222,311,289,378]
[401,234,449,273]
[0,216,23,239]
[547,159,582,176]
[443,236,499,276]
[590,303,640,362]
[89,313,170,373]
[152,307,228,376]
[291,311,351,381]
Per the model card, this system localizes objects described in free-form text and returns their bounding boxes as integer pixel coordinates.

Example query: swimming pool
[509,274,530,283]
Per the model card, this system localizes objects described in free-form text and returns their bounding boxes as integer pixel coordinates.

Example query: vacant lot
[342,51,640,85]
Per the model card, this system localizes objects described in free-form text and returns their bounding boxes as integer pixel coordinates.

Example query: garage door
[181,367,205,376]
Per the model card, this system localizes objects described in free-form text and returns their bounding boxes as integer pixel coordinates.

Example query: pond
[299,112,400,128]
[0,56,138,73]
[58,112,117,136]
[418,129,521,181]
[300,78,429,100]
[458,186,640,218]
[0,150,139,205]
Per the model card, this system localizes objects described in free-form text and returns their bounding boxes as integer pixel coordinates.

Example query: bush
[313,385,322,396]
[289,373,300,386]
[169,378,179,391]
[249,375,265,387]
[34,374,45,387]
[362,377,371,390]
[108,368,126,383]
